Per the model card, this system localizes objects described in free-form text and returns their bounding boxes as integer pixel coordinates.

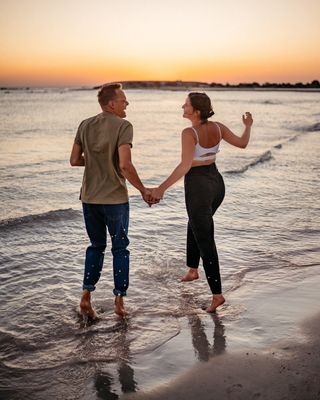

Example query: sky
[0,0,319,86]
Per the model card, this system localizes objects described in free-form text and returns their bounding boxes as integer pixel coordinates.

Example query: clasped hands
[141,187,164,207]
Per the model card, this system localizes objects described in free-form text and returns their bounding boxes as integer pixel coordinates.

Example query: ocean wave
[303,122,320,132]
[261,100,282,105]
[292,122,320,133]
[0,208,80,229]
[271,123,319,150]
[225,267,251,293]
[225,150,273,174]
[1,158,67,172]
[224,123,318,175]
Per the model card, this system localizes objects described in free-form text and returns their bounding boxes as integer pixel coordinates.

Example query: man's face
[111,89,129,118]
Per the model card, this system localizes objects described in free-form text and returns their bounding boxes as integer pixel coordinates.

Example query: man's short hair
[97,83,122,106]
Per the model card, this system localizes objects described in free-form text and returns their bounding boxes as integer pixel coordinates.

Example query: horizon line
[1,78,319,89]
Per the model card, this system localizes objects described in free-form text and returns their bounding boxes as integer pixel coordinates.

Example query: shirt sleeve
[74,121,84,146]
[118,121,133,148]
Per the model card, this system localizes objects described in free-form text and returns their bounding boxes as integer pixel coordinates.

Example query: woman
[151,92,253,312]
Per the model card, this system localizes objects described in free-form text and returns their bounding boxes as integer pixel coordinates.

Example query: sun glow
[0,0,319,86]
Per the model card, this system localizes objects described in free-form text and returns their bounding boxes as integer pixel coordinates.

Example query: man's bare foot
[80,290,97,319]
[181,268,199,282]
[206,294,225,313]
[114,295,129,317]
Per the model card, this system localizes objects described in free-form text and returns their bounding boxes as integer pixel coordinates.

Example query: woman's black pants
[184,163,225,294]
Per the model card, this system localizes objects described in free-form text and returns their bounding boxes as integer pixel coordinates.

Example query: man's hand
[141,188,160,207]
[149,187,164,204]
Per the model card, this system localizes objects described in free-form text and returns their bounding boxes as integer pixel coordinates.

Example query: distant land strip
[112,79,320,91]
[1,79,319,91]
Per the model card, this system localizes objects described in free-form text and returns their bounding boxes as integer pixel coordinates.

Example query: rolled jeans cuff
[82,284,96,292]
[113,288,127,297]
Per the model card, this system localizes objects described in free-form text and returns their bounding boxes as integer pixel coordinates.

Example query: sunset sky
[1,0,319,86]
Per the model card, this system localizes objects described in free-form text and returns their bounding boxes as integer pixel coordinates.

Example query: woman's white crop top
[192,123,222,161]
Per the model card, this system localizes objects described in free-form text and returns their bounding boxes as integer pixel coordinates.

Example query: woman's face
[182,96,196,119]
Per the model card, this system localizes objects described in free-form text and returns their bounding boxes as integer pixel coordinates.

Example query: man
[70,83,151,318]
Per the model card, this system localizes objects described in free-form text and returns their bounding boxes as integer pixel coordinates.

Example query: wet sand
[123,311,320,400]
[121,272,320,400]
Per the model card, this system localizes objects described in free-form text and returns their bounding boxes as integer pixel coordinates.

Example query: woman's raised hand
[242,112,253,127]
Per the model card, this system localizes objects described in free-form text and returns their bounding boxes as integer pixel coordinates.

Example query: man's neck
[101,106,115,115]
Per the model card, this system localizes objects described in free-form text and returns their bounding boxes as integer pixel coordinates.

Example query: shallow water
[0,88,319,399]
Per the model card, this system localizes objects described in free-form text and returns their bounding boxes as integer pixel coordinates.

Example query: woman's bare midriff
[191,159,216,168]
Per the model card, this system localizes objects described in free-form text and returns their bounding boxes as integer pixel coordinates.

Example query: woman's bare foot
[206,294,225,313]
[181,267,199,282]
[114,295,129,317]
[80,290,97,319]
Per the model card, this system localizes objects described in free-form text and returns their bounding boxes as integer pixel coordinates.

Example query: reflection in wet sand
[94,320,137,399]
[188,314,226,361]
[211,314,226,357]
[181,293,226,362]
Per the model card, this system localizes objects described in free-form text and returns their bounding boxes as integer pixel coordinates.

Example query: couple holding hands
[70,83,253,318]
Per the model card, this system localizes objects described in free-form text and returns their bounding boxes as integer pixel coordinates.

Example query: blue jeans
[82,202,130,296]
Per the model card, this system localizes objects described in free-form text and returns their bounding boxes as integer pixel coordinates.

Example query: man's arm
[118,144,146,192]
[119,144,157,206]
[70,143,85,166]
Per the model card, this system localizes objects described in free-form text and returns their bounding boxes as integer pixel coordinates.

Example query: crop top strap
[215,122,222,141]
[191,127,199,143]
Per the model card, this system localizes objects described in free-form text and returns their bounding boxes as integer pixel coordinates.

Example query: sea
[0,88,319,399]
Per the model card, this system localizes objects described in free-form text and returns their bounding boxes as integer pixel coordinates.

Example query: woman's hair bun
[188,92,215,122]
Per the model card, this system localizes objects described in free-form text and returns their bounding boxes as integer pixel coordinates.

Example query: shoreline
[120,271,320,399]
[123,310,320,400]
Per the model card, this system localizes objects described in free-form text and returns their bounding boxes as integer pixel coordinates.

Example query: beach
[0,88,319,399]
[123,312,320,400]
[122,279,320,400]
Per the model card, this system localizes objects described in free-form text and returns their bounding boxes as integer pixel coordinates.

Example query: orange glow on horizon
[1,53,319,87]
[1,0,319,87]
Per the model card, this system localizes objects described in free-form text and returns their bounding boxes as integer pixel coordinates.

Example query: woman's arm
[152,129,195,200]
[219,112,253,149]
